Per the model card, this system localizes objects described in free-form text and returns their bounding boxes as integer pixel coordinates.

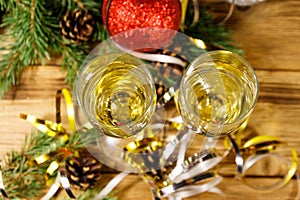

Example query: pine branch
[1,126,95,199]
[0,0,108,97]
[183,6,244,55]
[0,0,54,96]
[2,154,45,199]
[2,130,50,199]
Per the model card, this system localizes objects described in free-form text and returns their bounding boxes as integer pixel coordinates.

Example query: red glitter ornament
[102,0,182,50]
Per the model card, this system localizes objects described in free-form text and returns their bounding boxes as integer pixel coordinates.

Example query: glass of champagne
[177,50,259,137]
[74,53,157,138]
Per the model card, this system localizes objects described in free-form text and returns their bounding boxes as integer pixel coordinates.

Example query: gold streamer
[180,0,200,30]
[20,88,77,198]
[20,88,76,137]
[180,0,189,32]
[240,135,298,191]
[55,88,76,132]
[19,113,62,137]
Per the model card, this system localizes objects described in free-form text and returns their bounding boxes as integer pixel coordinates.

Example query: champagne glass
[176,50,259,173]
[75,53,157,138]
[177,50,258,137]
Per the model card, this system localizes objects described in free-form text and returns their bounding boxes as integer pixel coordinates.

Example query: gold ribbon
[240,135,298,191]
[226,117,298,191]
[55,88,76,132]
[20,88,77,198]
[180,0,200,31]
[20,88,75,137]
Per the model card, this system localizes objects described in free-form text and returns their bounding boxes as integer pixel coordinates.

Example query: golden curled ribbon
[20,88,75,137]
[20,88,77,198]
[226,118,298,191]
[180,0,200,30]
[181,0,235,27]
[239,135,298,191]
[55,88,76,132]
[180,0,237,50]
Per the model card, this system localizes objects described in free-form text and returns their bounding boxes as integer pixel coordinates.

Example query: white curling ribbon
[243,153,273,173]
[242,151,298,191]
[94,172,129,200]
[169,137,229,182]
[226,0,264,6]
[41,170,76,200]
[0,169,8,198]
[114,41,187,67]
[171,156,223,183]
[149,122,165,131]
[165,175,223,200]
[175,133,190,168]
[167,132,193,183]
[60,170,76,199]
[41,173,61,200]
[163,127,192,160]
[0,171,5,190]
[168,138,222,181]
[129,50,186,67]
[168,116,184,124]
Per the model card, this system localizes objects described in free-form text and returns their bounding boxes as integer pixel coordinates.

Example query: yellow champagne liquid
[94,61,156,138]
[180,61,254,136]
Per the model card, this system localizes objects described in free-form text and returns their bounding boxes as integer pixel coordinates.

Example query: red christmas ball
[102,0,182,50]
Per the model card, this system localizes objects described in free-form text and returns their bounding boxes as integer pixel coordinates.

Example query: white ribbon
[0,162,8,198]
[41,173,61,200]
[94,172,129,200]
[41,169,75,200]
[165,175,223,200]
[113,41,187,67]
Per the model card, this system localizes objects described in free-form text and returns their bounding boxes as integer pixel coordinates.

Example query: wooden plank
[227,0,300,71]
[1,1,300,199]
[57,174,299,200]
[3,65,69,100]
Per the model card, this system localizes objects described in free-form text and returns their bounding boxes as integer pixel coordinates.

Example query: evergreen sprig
[183,6,244,55]
[0,0,107,97]
[1,127,116,200]
[2,129,56,199]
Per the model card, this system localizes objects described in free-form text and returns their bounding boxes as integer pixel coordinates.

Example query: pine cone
[59,8,95,43]
[65,149,102,190]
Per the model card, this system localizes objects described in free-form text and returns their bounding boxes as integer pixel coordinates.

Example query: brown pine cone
[59,8,95,43]
[65,149,102,190]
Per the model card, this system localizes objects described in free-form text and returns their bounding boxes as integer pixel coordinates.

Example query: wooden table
[1,0,300,199]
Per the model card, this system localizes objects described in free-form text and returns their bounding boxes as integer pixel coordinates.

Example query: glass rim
[74,53,157,138]
[180,50,259,135]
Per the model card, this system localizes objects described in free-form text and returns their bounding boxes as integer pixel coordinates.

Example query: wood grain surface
[1,0,300,199]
